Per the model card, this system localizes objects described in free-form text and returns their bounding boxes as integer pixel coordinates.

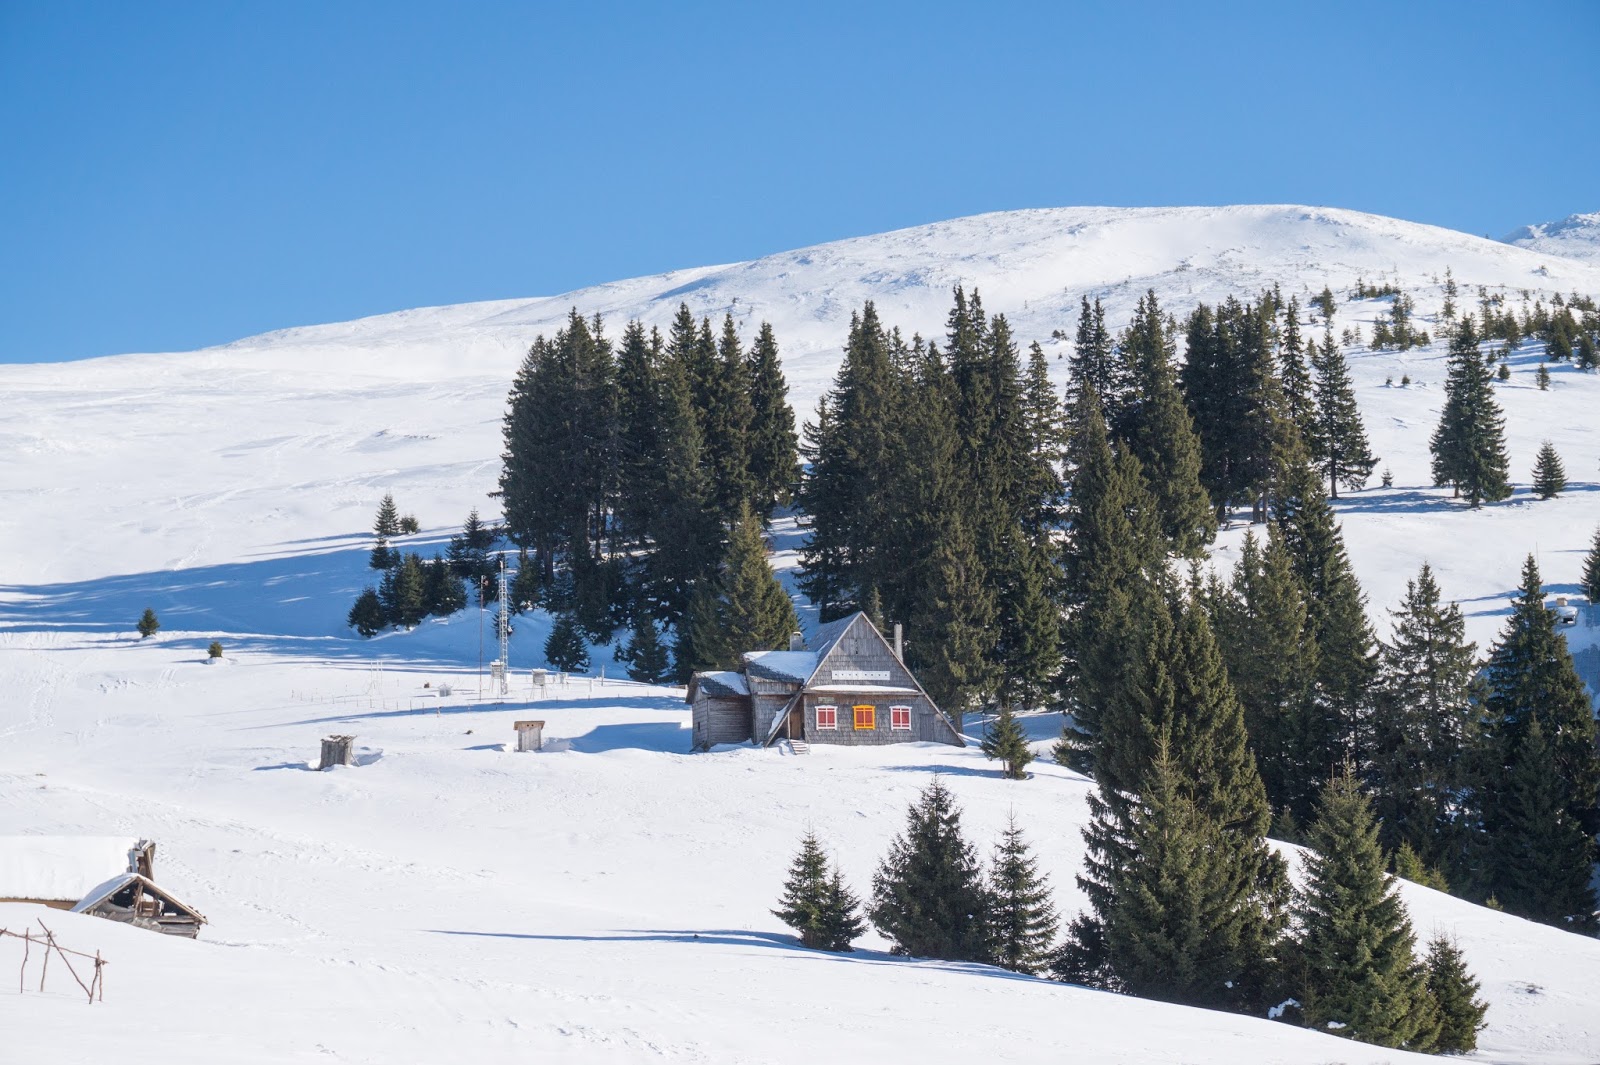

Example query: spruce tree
[614,320,663,544]
[1486,715,1598,930]
[373,492,401,539]
[448,508,498,599]
[1020,339,1066,533]
[684,504,800,673]
[1067,296,1120,418]
[1536,361,1551,389]
[423,553,467,617]
[1422,935,1488,1053]
[347,589,385,637]
[1582,525,1600,604]
[1118,290,1214,555]
[869,777,991,961]
[1430,316,1512,506]
[1212,529,1319,816]
[543,613,590,673]
[621,614,673,683]
[1482,555,1600,839]
[1272,450,1378,816]
[1309,333,1378,497]
[1101,740,1263,1008]
[986,814,1058,974]
[702,314,757,520]
[1070,592,1287,1009]
[980,705,1034,780]
[645,327,722,624]
[136,607,160,639]
[1294,770,1435,1050]
[1277,297,1317,442]
[915,509,997,718]
[1369,564,1481,876]
[1531,440,1567,498]
[385,553,427,628]
[745,321,801,515]
[772,831,864,952]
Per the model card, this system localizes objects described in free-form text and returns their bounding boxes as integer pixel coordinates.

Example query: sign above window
[831,669,891,682]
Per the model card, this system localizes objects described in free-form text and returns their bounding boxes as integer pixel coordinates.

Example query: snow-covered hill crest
[1502,211,1600,265]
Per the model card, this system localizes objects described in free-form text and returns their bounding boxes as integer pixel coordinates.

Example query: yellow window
[853,705,876,730]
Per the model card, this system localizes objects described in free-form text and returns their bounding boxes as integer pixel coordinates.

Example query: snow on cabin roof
[0,836,145,902]
[742,650,817,683]
[693,670,749,698]
[804,684,922,695]
[71,872,206,922]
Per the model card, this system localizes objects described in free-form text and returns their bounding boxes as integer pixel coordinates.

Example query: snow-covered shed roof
[72,872,206,924]
[689,670,749,699]
[0,837,146,902]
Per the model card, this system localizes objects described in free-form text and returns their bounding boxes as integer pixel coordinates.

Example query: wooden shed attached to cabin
[686,612,964,751]
[0,836,206,938]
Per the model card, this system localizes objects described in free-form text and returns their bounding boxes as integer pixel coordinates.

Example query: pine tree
[1582,525,1600,604]
[1422,935,1488,1053]
[614,320,663,544]
[543,613,590,673]
[1430,316,1512,506]
[1485,715,1598,931]
[385,553,428,628]
[1067,296,1120,417]
[447,509,499,600]
[621,613,673,683]
[1119,291,1214,555]
[702,314,756,520]
[772,831,864,952]
[1278,297,1317,441]
[1069,592,1287,1009]
[1100,740,1264,1008]
[373,492,401,539]
[1272,450,1378,816]
[745,321,801,515]
[1019,339,1066,533]
[980,705,1034,780]
[915,508,997,718]
[136,608,160,639]
[1537,361,1551,390]
[1309,333,1378,497]
[346,589,385,637]
[1532,440,1567,498]
[1055,389,1165,772]
[1481,555,1600,844]
[1294,770,1435,1050]
[684,504,800,673]
[869,777,991,961]
[986,814,1058,974]
[422,553,467,617]
[1212,528,1319,816]
[1369,564,1481,876]
[645,325,722,624]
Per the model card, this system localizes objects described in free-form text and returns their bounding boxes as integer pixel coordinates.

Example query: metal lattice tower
[496,553,510,695]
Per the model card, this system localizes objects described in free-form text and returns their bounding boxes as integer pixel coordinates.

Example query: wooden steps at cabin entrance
[789,739,810,755]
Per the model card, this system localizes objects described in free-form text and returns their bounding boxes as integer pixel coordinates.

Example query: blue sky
[2,1,1596,363]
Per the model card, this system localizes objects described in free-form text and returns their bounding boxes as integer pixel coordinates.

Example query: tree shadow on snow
[423,927,1060,986]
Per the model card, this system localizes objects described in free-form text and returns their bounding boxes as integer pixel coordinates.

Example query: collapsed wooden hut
[0,837,207,938]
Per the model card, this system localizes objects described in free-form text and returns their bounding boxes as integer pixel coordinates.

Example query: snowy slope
[1503,212,1600,266]
[4,203,1600,1063]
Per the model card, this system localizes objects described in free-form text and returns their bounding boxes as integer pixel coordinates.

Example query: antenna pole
[497,554,510,695]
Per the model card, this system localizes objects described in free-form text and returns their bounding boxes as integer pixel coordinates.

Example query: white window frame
[815,704,838,730]
[890,705,912,731]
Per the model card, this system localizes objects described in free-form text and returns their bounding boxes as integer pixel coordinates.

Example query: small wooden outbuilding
[0,837,206,938]
[687,612,964,751]
[514,720,545,752]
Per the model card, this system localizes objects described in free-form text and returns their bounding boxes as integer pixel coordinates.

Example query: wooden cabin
[0,837,206,938]
[687,612,964,751]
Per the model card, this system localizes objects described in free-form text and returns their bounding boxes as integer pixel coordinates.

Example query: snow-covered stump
[319,735,355,770]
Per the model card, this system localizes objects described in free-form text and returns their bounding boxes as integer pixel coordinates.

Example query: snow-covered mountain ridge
[1503,211,1600,265]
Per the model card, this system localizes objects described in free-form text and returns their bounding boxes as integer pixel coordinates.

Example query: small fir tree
[370,492,401,570]
[423,554,467,617]
[869,777,991,961]
[772,831,864,952]
[1422,934,1488,1054]
[543,613,590,673]
[1294,769,1435,1050]
[986,814,1058,974]
[1309,333,1379,497]
[207,640,224,659]
[980,705,1034,780]
[1430,317,1512,506]
[136,608,160,639]
[621,614,672,684]
[347,589,386,637]
[1531,440,1567,499]
[1536,362,1550,390]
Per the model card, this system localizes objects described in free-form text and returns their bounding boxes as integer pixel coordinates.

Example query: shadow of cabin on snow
[686,612,964,751]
